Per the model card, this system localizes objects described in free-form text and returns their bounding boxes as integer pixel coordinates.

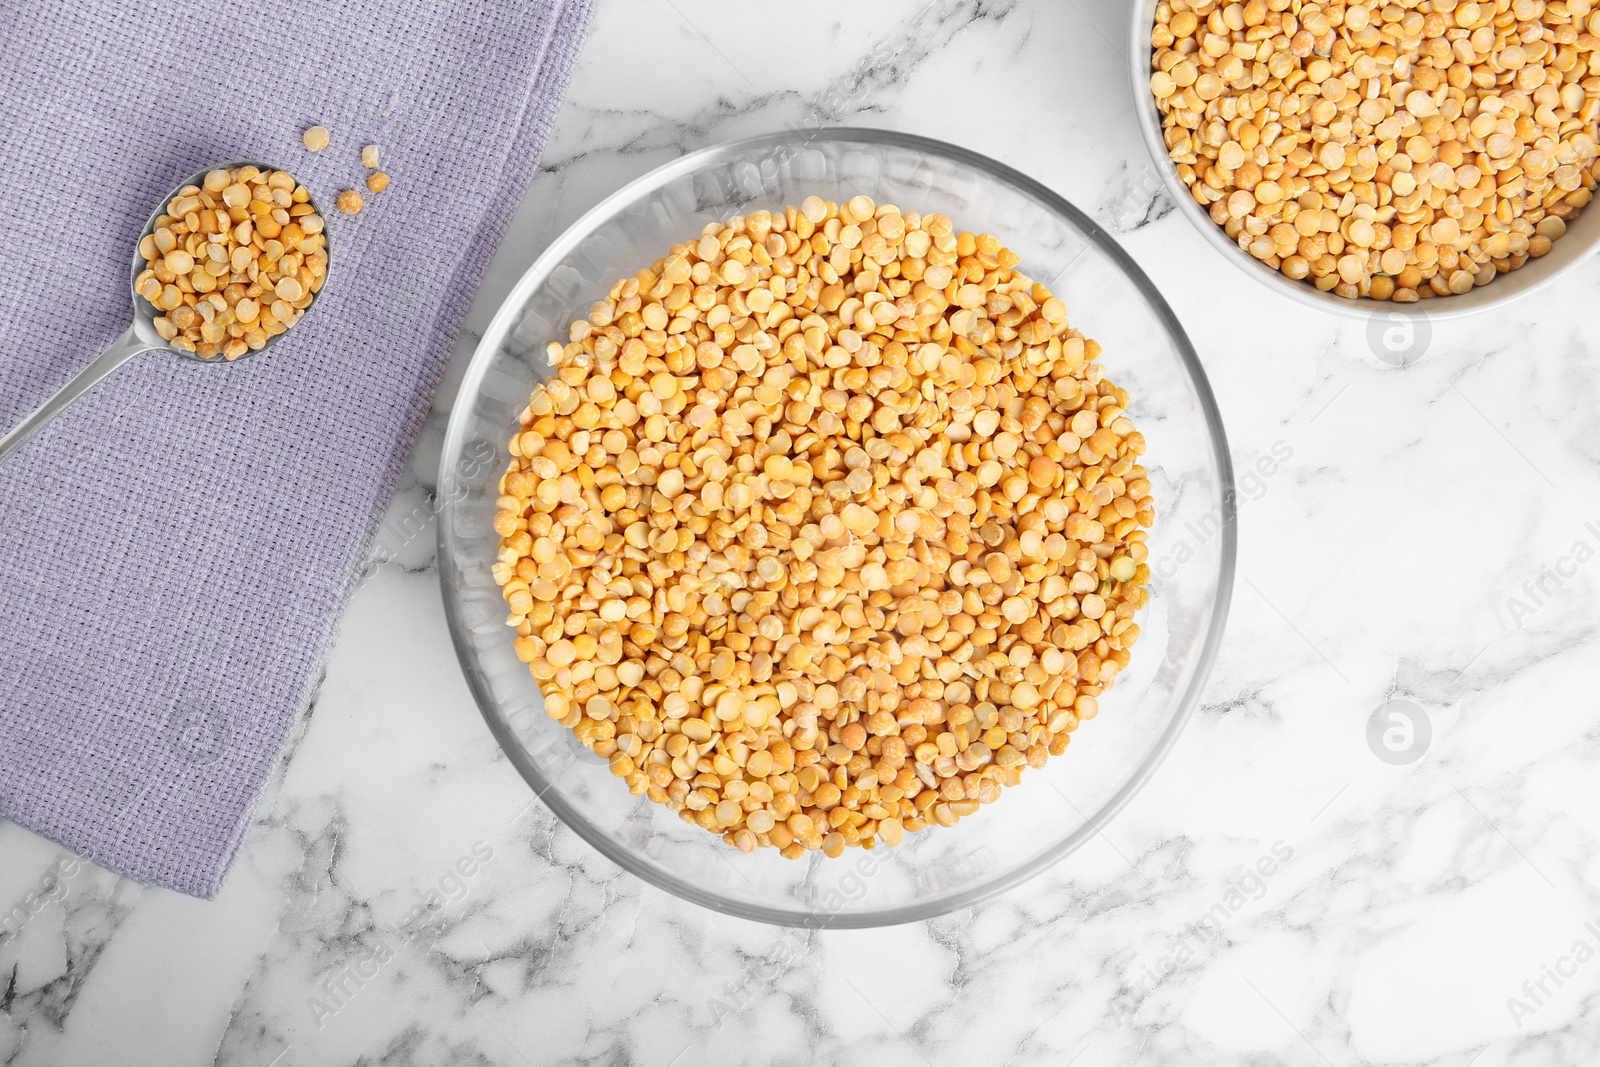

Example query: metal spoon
[0,160,330,464]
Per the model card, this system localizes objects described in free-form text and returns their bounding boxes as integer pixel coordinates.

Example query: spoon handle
[0,325,158,465]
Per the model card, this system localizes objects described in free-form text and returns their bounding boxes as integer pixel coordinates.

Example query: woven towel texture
[0,0,591,896]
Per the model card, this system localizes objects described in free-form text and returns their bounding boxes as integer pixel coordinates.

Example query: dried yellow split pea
[493,195,1155,858]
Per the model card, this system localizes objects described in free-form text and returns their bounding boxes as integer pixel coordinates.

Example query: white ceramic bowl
[1128,0,1600,320]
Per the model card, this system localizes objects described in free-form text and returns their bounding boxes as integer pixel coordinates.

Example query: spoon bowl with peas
[0,161,330,464]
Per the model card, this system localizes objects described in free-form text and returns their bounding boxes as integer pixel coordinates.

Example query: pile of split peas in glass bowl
[439,130,1235,927]
[496,193,1157,864]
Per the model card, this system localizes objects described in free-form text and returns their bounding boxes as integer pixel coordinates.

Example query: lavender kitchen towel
[0,0,591,896]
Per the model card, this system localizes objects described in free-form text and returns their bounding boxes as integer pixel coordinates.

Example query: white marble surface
[6,1,1600,1064]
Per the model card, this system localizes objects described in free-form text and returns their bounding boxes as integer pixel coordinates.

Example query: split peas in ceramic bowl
[1134,0,1600,314]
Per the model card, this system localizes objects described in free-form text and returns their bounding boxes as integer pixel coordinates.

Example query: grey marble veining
[5,1,1600,1064]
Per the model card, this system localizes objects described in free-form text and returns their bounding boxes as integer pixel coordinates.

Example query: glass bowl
[439,129,1235,927]
[1128,0,1600,320]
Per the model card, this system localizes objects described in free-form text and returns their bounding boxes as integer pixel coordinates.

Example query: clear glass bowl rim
[438,127,1238,927]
